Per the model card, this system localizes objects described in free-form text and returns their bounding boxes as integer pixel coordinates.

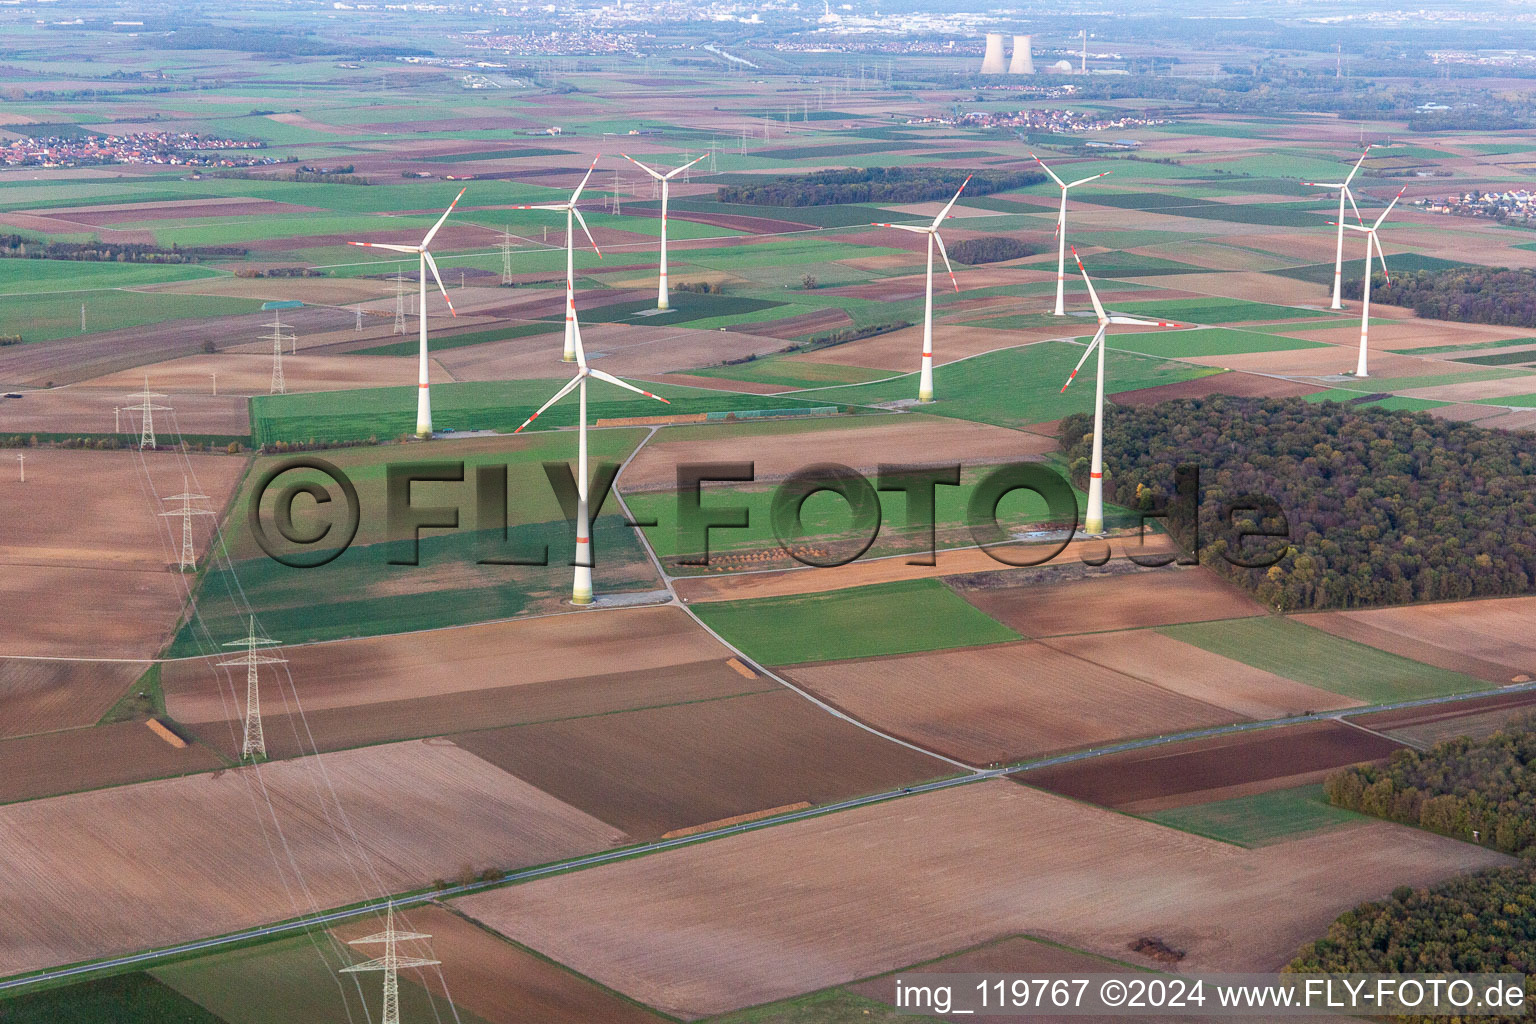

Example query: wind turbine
[1060,247,1186,536]
[515,157,602,362]
[1332,185,1405,379]
[348,188,464,437]
[872,175,970,403]
[1304,146,1371,310]
[622,152,707,310]
[1031,153,1110,316]
[512,305,669,605]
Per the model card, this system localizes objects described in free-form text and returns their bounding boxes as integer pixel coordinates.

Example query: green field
[1389,336,1536,355]
[1270,253,1470,286]
[1080,192,1324,228]
[1145,784,1369,847]
[1108,297,1323,325]
[0,973,227,1024]
[1157,617,1484,704]
[0,290,263,344]
[685,356,892,388]
[250,378,852,445]
[0,259,223,295]
[814,342,1219,430]
[1109,327,1327,359]
[1302,390,1449,411]
[691,578,1021,665]
[352,321,562,357]
[542,291,783,326]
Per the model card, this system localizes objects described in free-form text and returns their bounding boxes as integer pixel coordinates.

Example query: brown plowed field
[1109,371,1325,406]
[0,387,251,434]
[951,567,1265,637]
[436,321,790,381]
[785,641,1240,766]
[624,206,814,234]
[163,605,732,723]
[787,326,1062,372]
[1298,610,1517,683]
[184,660,772,762]
[0,565,188,659]
[1300,598,1536,679]
[736,307,854,340]
[336,905,670,1024]
[0,721,224,804]
[672,535,1177,603]
[0,741,627,978]
[1351,690,1536,747]
[0,658,147,738]
[1176,347,1440,378]
[620,415,1053,491]
[451,689,951,840]
[454,781,1507,1019]
[1395,375,1536,403]
[0,448,246,571]
[1024,720,1404,813]
[79,352,441,395]
[1045,630,1362,719]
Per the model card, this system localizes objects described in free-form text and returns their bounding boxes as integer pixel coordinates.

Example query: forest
[1059,396,1536,610]
[0,235,245,262]
[948,236,1045,265]
[1324,715,1536,855]
[1346,267,1536,328]
[1289,866,1536,1023]
[716,167,1043,207]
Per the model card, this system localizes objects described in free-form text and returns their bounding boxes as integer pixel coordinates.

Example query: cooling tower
[980,33,1006,74]
[1008,34,1034,74]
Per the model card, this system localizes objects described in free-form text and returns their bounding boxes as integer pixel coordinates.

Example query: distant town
[1417,188,1536,226]
[908,107,1174,135]
[0,131,273,169]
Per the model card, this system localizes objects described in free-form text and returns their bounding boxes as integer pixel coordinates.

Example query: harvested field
[625,206,813,235]
[0,721,224,804]
[1295,597,1536,680]
[1109,371,1325,405]
[0,741,627,978]
[1024,720,1405,813]
[1394,375,1536,403]
[672,536,1177,603]
[1175,346,1439,378]
[1045,630,1362,719]
[0,448,245,571]
[785,640,1240,765]
[0,565,188,659]
[1298,610,1517,683]
[162,605,734,723]
[452,689,952,839]
[79,352,443,396]
[735,307,855,340]
[32,198,325,226]
[619,415,1052,491]
[436,321,791,381]
[0,658,146,738]
[0,387,251,435]
[951,566,1265,638]
[786,325,1049,373]
[1351,689,1536,747]
[455,781,1507,1019]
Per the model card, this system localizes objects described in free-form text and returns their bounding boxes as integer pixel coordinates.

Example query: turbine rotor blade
[621,153,664,181]
[1373,185,1406,229]
[871,222,931,234]
[1070,245,1107,323]
[588,367,671,403]
[1372,231,1390,283]
[420,187,466,248]
[1343,145,1372,187]
[512,203,569,211]
[1108,315,1184,327]
[570,156,600,204]
[348,242,420,253]
[930,174,972,228]
[1066,170,1111,189]
[512,374,583,433]
[1061,326,1106,392]
[665,153,708,180]
[932,230,959,293]
[572,206,602,258]
[1345,187,1365,225]
[422,251,455,317]
[1030,152,1066,188]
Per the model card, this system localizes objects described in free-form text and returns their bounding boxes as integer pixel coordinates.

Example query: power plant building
[980,33,1006,74]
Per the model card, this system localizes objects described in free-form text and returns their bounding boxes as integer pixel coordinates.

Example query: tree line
[1346,267,1536,328]
[1059,396,1536,610]
[948,236,1046,265]
[0,235,245,263]
[716,167,1044,207]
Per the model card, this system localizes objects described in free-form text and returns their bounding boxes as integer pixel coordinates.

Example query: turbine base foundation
[1084,517,1104,535]
[918,390,934,403]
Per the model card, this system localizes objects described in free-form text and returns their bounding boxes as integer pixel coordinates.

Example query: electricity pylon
[218,617,284,761]
[355,305,364,331]
[393,270,407,334]
[266,315,293,394]
[500,227,514,285]
[121,376,170,450]
[340,903,440,1024]
[159,476,213,572]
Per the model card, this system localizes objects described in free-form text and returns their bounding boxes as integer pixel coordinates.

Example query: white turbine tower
[1305,146,1371,310]
[1333,186,1405,379]
[1061,247,1186,536]
[514,157,602,363]
[512,306,669,605]
[872,175,970,403]
[1032,153,1110,316]
[347,189,465,437]
[621,152,706,310]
